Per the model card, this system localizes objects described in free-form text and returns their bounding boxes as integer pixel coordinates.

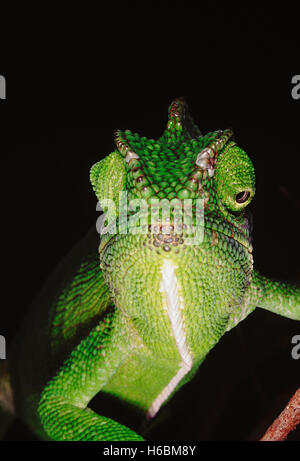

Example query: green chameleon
[0,98,299,441]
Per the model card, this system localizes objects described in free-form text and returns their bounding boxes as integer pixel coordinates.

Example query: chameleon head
[90,98,256,355]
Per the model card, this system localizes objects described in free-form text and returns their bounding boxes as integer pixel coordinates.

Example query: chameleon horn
[194,129,234,178]
[114,129,140,164]
[196,129,234,163]
[165,97,202,139]
[167,97,187,129]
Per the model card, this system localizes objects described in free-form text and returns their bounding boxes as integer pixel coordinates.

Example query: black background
[1,3,299,441]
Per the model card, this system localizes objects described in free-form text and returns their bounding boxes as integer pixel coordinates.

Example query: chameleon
[0,97,299,441]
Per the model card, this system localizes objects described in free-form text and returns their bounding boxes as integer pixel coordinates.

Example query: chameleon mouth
[203,221,253,254]
[141,220,252,256]
[205,228,251,256]
[150,216,252,250]
[98,218,252,257]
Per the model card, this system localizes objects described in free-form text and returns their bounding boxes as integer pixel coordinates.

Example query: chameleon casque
[0,98,299,441]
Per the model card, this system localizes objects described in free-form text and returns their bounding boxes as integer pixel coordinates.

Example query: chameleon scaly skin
[1,98,299,441]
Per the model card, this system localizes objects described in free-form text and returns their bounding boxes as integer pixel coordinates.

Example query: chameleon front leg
[249,270,300,321]
[38,308,144,441]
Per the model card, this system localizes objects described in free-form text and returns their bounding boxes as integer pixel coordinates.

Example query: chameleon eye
[235,190,250,204]
[214,144,255,213]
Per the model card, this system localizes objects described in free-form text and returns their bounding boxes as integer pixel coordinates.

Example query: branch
[260,387,300,441]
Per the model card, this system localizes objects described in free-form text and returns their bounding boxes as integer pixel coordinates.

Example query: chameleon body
[0,98,299,440]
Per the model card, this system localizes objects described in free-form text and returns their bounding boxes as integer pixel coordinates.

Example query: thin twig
[260,387,300,441]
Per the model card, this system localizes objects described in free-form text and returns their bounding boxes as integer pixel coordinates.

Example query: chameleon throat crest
[146,259,193,419]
